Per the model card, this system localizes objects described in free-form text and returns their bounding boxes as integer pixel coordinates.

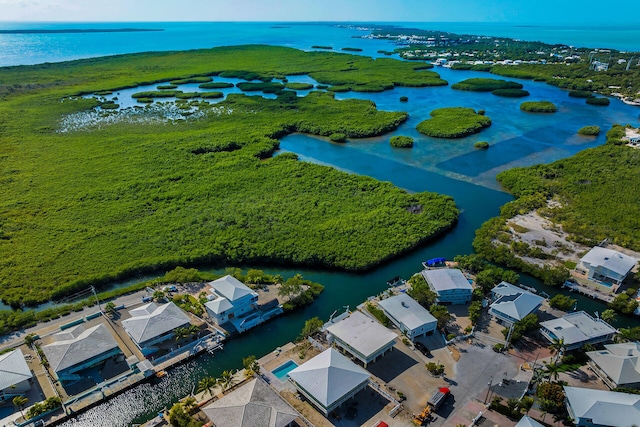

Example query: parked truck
[413,387,450,425]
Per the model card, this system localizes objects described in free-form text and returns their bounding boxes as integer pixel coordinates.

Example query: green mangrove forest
[416,107,492,138]
[0,45,458,307]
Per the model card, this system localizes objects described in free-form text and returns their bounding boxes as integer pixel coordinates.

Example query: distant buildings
[325,310,397,367]
[42,324,121,382]
[0,349,32,401]
[288,348,370,416]
[122,302,191,356]
[378,293,437,340]
[204,275,282,333]
[539,311,617,351]
[489,282,544,325]
[421,269,473,304]
[576,247,636,286]
[564,386,640,427]
[202,377,301,427]
[587,342,640,389]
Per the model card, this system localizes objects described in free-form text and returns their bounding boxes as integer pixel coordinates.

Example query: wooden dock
[561,281,615,303]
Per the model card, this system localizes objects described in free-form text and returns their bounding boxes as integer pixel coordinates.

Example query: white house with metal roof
[577,247,636,285]
[325,310,397,366]
[489,282,544,325]
[122,302,191,356]
[421,269,473,304]
[288,348,370,416]
[0,349,32,401]
[202,376,301,427]
[515,415,545,427]
[587,342,640,389]
[539,311,617,351]
[564,386,640,427]
[42,324,121,382]
[378,293,437,340]
[205,275,259,325]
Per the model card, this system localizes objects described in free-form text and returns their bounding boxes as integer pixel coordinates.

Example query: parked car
[415,341,431,357]
[142,296,153,303]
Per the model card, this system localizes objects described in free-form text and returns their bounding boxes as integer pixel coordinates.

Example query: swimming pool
[271,359,298,381]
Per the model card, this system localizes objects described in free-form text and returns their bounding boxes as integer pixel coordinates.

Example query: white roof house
[210,275,257,302]
[578,247,636,285]
[587,342,640,389]
[515,415,546,427]
[288,348,370,415]
[378,293,437,340]
[540,311,617,350]
[202,377,300,427]
[204,296,234,316]
[122,302,191,353]
[0,349,32,400]
[421,269,473,304]
[564,386,640,427]
[325,310,397,366]
[490,282,544,325]
[42,324,121,379]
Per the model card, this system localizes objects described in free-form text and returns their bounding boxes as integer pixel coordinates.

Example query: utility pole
[91,286,101,313]
[484,377,493,404]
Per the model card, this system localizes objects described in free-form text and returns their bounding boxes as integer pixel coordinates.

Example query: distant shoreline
[0,28,164,34]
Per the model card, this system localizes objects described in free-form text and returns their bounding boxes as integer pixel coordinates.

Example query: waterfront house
[489,282,544,325]
[576,247,636,286]
[377,293,437,340]
[325,310,397,367]
[122,302,191,356]
[587,342,640,389]
[564,386,640,427]
[539,311,617,351]
[288,348,370,416]
[202,376,301,427]
[42,324,121,382]
[0,349,32,401]
[421,268,473,304]
[515,415,545,427]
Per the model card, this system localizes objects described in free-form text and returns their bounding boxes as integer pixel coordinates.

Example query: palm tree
[548,337,565,363]
[188,324,199,337]
[600,309,616,324]
[615,327,640,343]
[13,396,28,418]
[542,362,561,382]
[174,327,189,342]
[218,370,235,391]
[152,290,166,302]
[197,376,217,397]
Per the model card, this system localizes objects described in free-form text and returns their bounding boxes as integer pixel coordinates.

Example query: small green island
[284,82,315,90]
[199,82,234,89]
[520,101,558,113]
[474,141,490,149]
[390,135,414,148]
[585,96,610,106]
[0,45,458,307]
[451,77,523,92]
[416,107,492,138]
[577,125,600,136]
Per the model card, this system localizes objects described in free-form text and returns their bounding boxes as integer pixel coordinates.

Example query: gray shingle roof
[325,311,397,358]
[587,342,640,386]
[288,348,370,408]
[202,377,300,427]
[564,386,640,426]
[42,324,119,372]
[122,302,190,344]
[210,275,256,302]
[581,247,636,276]
[421,269,473,292]
[0,349,32,391]
[378,293,437,331]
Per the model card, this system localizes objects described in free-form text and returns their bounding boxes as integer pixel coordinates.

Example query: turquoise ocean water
[0,21,639,67]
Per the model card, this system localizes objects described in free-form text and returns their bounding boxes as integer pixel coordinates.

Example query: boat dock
[561,280,615,303]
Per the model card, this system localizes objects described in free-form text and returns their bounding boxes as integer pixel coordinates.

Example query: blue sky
[1,0,637,23]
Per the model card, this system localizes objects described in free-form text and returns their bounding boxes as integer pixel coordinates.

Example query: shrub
[586,97,610,106]
[399,96,409,102]
[390,135,414,148]
[452,78,523,92]
[474,141,489,149]
[198,82,234,89]
[568,90,593,98]
[366,302,391,327]
[416,107,492,138]
[493,343,505,352]
[491,89,530,98]
[329,133,347,143]
[549,294,576,311]
[520,101,557,113]
[426,361,445,375]
[577,125,600,136]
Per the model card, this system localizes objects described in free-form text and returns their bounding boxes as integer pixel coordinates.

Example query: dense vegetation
[520,101,558,113]
[585,97,610,106]
[577,126,600,136]
[474,140,640,285]
[284,83,314,90]
[474,141,489,149]
[198,82,234,89]
[451,78,523,92]
[568,90,593,98]
[491,88,529,98]
[0,45,458,306]
[416,107,491,138]
[390,135,414,148]
[236,82,285,93]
